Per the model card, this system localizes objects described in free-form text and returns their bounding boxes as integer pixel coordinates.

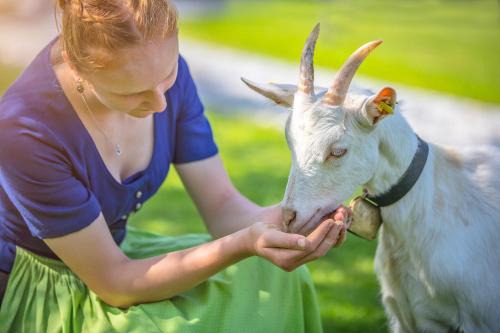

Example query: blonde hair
[55,0,178,73]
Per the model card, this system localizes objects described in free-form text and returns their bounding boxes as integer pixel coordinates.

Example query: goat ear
[241,77,296,107]
[362,87,397,126]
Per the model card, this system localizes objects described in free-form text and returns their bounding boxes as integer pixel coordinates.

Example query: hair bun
[57,0,178,72]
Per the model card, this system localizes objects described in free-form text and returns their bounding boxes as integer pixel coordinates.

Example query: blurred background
[0,1,499,332]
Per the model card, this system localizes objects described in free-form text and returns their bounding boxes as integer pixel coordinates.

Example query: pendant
[115,144,122,156]
[347,195,382,240]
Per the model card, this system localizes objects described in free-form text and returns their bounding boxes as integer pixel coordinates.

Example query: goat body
[243,23,500,333]
[373,115,500,333]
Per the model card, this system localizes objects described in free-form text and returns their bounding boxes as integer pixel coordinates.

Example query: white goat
[243,24,500,333]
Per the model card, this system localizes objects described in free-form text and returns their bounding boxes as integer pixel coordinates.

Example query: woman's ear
[362,87,397,126]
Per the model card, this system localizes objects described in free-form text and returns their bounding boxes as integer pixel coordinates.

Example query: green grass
[181,0,500,104]
[129,112,386,332]
[0,63,22,96]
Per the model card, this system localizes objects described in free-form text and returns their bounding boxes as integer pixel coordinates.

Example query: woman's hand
[243,206,351,272]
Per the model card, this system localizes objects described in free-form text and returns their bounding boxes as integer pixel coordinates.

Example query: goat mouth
[293,206,341,235]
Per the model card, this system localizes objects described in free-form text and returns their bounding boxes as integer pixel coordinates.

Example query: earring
[76,77,85,94]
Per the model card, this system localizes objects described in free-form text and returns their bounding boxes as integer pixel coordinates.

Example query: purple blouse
[0,37,218,273]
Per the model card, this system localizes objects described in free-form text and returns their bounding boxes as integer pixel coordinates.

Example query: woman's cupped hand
[244,206,352,272]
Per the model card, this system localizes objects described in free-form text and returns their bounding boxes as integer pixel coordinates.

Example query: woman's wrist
[202,224,256,260]
[223,226,256,260]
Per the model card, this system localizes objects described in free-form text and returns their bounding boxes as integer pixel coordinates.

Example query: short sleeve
[172,57,218,164]
[0,116,101,239]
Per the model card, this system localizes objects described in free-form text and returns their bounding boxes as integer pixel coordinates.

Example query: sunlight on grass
[181,0,500,104]
[312,269,346,284]
[354,258,376,274]
[0,63,22,95]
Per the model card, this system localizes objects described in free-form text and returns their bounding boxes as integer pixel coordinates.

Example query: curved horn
[298,23,320,96]
[323,40,383,106]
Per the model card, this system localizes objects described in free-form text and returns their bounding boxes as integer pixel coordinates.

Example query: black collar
[365,136,429,207]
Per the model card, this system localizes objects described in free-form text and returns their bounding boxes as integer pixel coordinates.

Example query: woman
[0,1,350,332]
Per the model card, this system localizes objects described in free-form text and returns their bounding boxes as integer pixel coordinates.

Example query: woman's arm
[44,214,249,308]
[175,154,283,238]
[44,211,344,308]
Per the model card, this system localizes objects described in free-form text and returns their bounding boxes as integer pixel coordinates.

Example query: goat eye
[330,148,347,158]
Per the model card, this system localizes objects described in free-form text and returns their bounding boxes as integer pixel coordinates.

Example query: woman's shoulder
[173,54,195,89]
[3,37,59,102]
[163,54,197,111]
[177,54,189,75]
[0,105,63,165]
[169,54,201,101]
[0,85,67,155]
[0,39,75,151]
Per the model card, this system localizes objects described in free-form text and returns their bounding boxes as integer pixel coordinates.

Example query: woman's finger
[334,206,351,247]
[334,224,347,248]
[261,227,308,251]
[296,220,343,265]
[333,205,349,222]
[304,219,334,252]
[258,219,341,271]
[334,205,352,229]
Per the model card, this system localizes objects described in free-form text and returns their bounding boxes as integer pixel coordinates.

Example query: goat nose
[282,207,297,227]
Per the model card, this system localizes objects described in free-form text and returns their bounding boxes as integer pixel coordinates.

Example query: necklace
[76,79,122,157]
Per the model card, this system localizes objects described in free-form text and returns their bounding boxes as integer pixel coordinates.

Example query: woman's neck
[51,37,121,119]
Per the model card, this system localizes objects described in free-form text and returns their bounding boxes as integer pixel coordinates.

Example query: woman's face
[82,33,179,118]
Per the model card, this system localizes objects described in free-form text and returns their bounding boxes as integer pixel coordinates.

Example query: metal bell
[348,195,382,241]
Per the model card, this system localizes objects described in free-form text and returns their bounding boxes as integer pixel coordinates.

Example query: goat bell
[348,196,382,241]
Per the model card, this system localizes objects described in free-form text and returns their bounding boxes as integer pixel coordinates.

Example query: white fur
[248,82,500,332]
[294,96,500,332]
[371,115,500,333]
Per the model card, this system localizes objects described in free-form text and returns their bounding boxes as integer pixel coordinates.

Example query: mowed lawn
[181,0,500,104]
[128,113,386,333]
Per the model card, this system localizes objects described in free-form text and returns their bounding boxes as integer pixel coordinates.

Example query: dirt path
[180,40,500,148]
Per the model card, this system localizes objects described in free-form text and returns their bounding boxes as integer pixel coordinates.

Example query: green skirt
[0,226,322,333]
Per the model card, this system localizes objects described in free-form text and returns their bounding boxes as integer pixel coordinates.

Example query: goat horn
[323,40,383,106]
[298,23,320,96]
